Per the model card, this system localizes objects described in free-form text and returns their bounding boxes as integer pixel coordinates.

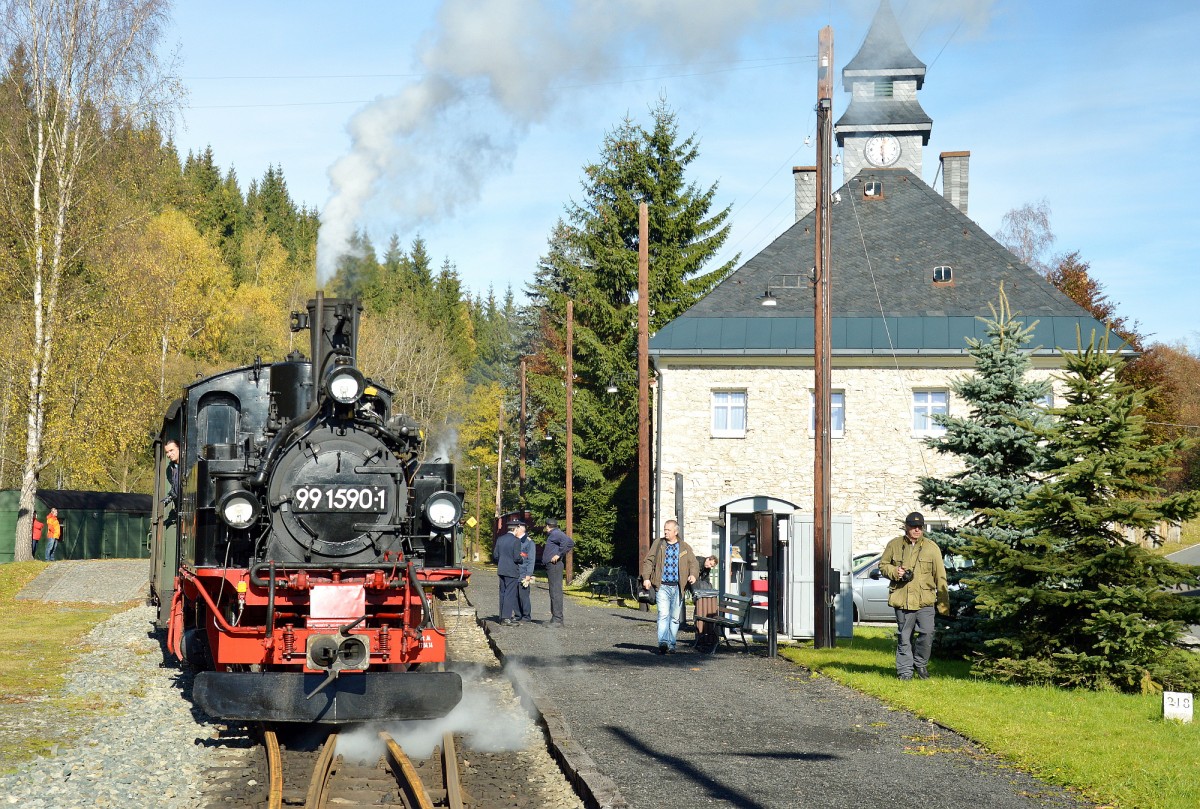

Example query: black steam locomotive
[149,294,469,724]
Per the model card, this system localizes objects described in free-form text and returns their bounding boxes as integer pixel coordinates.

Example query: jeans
[656,583,683,649]
[44,538,58,562]
[894,605,935,676]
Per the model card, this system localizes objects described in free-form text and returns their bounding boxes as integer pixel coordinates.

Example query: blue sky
[166,1,1199,347]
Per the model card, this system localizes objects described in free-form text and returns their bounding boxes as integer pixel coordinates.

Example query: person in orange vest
[32,516,44,556]
[44,508,61,562]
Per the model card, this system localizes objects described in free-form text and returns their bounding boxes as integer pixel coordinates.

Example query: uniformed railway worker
[494,518,527,627]
[879,511,949,680]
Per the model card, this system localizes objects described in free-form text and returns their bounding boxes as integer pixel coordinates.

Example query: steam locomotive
[148,294,469,724]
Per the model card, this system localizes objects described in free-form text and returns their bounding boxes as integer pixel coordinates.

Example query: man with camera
[880,512,949,680]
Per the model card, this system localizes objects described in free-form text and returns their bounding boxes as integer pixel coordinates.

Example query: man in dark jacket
[541,518,574,627]
[880,511,949,680]
[493,519,527,627]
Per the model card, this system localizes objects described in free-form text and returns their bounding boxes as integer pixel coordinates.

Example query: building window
[711,391,747,438]
[933,265,953,283]
[864,180,884,198]
[874,80,894,98]
[809,391,846,438]
[912,390,948,436]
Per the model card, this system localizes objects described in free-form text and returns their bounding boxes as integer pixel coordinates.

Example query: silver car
[851,555,893,622]
[851,552,972,622]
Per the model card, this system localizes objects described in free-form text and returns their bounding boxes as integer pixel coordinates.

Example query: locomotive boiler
[148,293,469,724]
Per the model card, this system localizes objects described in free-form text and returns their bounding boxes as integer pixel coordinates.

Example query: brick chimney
[940,151,970,215]
[793,166,816,222]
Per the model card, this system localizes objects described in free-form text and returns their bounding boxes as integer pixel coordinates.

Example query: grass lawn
[783,627,1200,809]
[0,562,135,772]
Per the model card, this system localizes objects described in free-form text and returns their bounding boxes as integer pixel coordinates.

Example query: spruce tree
[917,287,1052,651]
[525,100,735,566]
[966,330,1200,692]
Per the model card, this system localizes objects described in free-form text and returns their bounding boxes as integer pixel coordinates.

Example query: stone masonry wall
[656,362,1062,557]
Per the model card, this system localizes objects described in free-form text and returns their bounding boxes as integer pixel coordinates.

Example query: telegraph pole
[565,299,575,584]
[519,356,527,507]
[813,25,835,649]
[638,202,651,567]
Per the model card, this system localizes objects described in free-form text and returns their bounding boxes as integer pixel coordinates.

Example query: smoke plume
[316,0,996,284]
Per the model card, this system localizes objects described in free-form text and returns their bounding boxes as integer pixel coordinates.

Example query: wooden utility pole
[474,465,482,562]
[495,402,504,525]
[566,300,575,583]
[813,25,835,649]
[638,202,651,567]
[519,356,527,507]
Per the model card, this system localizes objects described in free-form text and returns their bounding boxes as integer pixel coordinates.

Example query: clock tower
[835,0,931,181]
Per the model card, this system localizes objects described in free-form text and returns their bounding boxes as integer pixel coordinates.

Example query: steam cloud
[335,666,533,764]
[316,0,996,285]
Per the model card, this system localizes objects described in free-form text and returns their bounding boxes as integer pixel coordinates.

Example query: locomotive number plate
[292,485,388,513]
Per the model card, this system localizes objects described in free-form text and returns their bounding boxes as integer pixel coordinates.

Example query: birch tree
[0,0,176,561]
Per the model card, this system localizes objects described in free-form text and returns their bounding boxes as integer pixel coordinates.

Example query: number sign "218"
[1163,691,1193,723]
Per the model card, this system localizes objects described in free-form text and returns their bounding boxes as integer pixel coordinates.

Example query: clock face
[864,134,901,167]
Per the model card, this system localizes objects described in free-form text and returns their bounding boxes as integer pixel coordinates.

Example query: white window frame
[912,390,949,437]
[809,390,846,438]
[711,390,747,438]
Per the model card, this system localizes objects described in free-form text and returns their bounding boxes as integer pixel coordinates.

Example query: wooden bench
[588,566,622,599]
[698,594,753,653]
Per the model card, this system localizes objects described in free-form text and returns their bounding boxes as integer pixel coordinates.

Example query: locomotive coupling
[306,632,370,673]
[304,615,371,699]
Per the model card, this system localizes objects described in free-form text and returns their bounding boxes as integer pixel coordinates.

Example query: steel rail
[304,732,339,808]
[441,731,464,809]
[380,731,436,809]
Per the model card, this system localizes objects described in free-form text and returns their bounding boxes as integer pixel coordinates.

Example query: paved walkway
[16,559,148,604]
[467,565,1093,809]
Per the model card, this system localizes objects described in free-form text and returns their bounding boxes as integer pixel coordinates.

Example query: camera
[899,568,914,583]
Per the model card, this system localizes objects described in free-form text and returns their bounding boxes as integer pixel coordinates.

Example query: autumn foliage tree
[0,0,178,561]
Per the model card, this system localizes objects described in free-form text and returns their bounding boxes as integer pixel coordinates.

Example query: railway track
[260,727,465,809]
[199,598,585,808]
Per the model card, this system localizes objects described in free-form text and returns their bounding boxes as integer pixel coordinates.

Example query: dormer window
[864,181,883,198]
[933,265,953,283]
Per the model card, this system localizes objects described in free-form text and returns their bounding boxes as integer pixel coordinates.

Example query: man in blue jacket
[541,517,574,627]
[493,518,527,627]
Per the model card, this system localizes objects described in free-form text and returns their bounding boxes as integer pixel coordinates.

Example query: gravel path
[0,564,585,809]
[0,605,223,808]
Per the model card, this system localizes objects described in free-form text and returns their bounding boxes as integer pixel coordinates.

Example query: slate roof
[834,98,932,143]
[841,0,926,89]
[649,168,1111,357]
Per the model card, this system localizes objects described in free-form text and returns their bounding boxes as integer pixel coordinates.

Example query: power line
[183,57,814,110]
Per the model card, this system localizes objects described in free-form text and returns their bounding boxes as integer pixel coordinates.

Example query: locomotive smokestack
[307,293,363,376]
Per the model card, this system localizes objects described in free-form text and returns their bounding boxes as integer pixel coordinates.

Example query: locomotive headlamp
[423,491,462,530]
[218,489,261,529]
[325,365,365,404]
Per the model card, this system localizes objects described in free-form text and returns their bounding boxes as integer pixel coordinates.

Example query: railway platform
[468,565,1093,809]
